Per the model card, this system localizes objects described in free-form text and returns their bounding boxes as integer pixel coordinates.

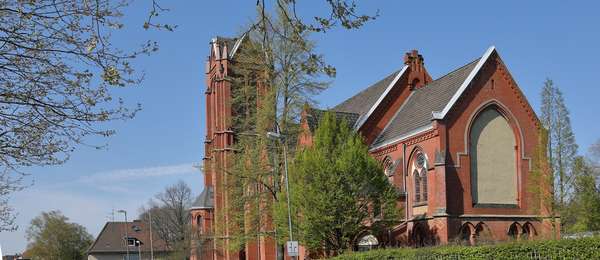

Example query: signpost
[286,241,299,257]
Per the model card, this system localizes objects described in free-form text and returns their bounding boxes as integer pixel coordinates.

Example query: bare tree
[140,181,192,258]
[0,0,172,231]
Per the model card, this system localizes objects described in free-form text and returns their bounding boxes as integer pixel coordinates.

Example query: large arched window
[470,107,517,205]
[412,151,428,204]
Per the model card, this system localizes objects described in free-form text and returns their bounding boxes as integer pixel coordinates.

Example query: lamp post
[267,123,296,259]
[118,210,130,260]
[136,240,142,260]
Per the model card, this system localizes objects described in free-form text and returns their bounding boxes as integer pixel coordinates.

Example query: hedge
[331,237,600,259]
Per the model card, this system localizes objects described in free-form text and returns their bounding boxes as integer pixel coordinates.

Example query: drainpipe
[402,143,409,223]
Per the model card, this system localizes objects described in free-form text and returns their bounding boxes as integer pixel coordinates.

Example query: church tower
[190,36,242,260]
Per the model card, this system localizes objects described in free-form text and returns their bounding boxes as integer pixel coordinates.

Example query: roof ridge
[421,57,481,89]
[369,55,483,149]
[333,69,401,109]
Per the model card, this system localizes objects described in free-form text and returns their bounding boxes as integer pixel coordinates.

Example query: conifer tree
[277,112,399,257]
[540,79,578,211]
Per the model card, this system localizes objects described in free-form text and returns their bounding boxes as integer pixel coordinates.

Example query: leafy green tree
[26,211,93,260]
[527,128,559,238]
[210,1,376,256]
[563,156,600,233]
[589,139,600,168]
[277,112,399,257]
[540,79,578,212]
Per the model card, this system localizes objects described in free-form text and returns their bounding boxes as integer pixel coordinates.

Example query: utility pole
[136,240,142,260]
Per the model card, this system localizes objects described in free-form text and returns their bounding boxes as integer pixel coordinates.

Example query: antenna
[107,208,115,222]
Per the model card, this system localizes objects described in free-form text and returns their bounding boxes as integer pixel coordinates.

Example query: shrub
[331,237,600,259]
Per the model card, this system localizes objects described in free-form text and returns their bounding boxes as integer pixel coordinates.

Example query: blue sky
[1,0,600,253]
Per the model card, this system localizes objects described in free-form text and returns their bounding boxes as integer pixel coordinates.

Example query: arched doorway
[412,223,428,247]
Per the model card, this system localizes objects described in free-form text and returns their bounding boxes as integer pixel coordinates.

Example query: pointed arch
[459,222,476,245]
[469,103,519,206]
[475,222,493,243]
[508,222,522,240]
[521,222,536,240]
[408,147,429,205]
[412,222,429,247]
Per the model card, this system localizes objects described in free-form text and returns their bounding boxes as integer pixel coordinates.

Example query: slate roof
[370,58,480,147]
[306,108,360,133]
[332,70,401,121]
[88,221,169,254]
[191,186,214,209]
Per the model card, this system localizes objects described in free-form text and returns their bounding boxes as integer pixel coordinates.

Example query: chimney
[404,50,432,90]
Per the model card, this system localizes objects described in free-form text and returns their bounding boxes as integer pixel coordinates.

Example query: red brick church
[190,36,557,260]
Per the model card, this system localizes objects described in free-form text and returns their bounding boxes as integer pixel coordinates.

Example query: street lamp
[117,210,130,260]
[267,123,297,259]
[136,240,142,260]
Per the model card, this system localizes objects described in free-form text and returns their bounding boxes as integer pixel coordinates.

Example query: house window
[413,152,427,204]
[470,107,517,205]
[125,237,141,247]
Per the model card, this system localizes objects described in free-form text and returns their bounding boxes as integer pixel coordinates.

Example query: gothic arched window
[413,152,428,204]
[196,215,203,234]
[470,107,517,205]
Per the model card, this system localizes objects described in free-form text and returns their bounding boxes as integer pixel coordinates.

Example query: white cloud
[78,163,198,184]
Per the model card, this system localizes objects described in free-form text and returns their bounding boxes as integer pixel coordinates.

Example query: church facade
[191,36,557,260]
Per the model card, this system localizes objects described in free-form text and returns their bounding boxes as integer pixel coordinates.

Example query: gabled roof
[190,186,214,210]
[370,58,481,148]
[306,108,360,133]
[432,46,496,119]
[88,221,169,254]
[332,69,404,127]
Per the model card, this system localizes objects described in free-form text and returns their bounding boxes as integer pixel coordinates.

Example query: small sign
[286,240,299,256]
